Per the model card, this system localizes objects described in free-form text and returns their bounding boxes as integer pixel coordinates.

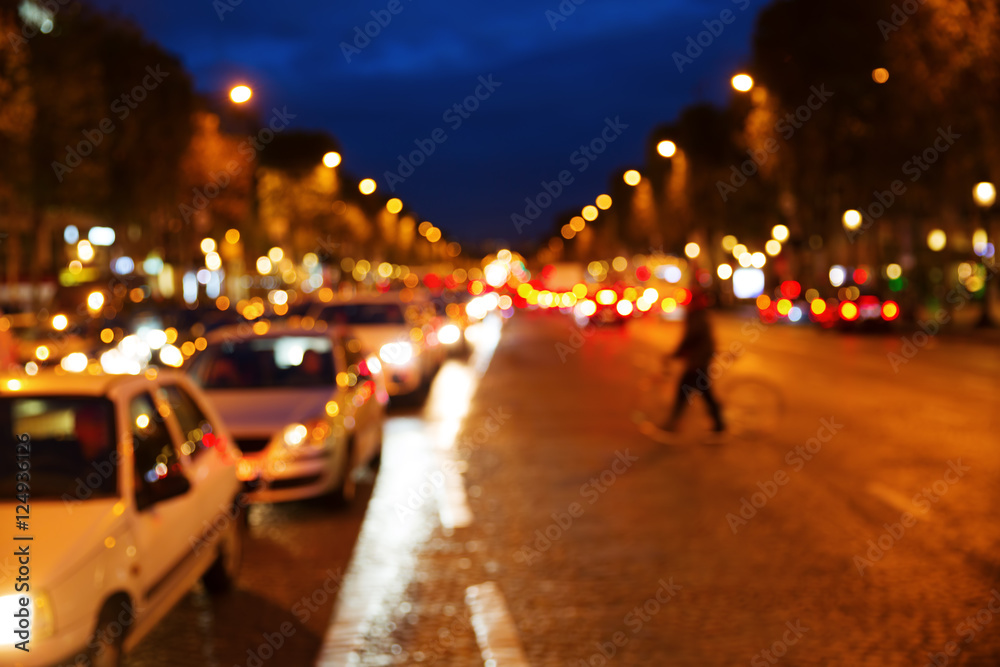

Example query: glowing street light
[322,151,342,168]
[731,73,754,92]
[974,182,996,208]
[872,68,889,84]
[581,205,599,221]
[229,85,252,104]
[842,209,862,231]
[656,140,677,158]
[623,170,642,186]
[684,243,700,259]
[927,229,947,252]
[595,194,612,210]
[359,178,376,195]
[386,198,403,214]
[771,224,789,242]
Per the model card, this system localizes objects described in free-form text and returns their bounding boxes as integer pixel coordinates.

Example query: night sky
[89,0,769,244]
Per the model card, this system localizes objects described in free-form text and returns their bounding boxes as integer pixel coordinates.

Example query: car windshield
[320,304,406,325]
[191,336,335,389]
[0,396,118,500]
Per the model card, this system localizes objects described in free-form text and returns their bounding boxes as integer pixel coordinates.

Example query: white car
[309,296,442,396]
[186,326,387,504]
[0,369,244,667]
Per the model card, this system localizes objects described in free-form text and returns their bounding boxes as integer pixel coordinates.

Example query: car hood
[204,388,335,438]
[0,499,122,589]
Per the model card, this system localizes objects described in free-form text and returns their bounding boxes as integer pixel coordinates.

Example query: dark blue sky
[91,0,769,243]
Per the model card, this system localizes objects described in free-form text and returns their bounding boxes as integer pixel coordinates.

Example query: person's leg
[663,366,700,430]
[701,383,726,432]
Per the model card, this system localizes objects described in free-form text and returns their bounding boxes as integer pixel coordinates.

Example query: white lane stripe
[465,582,530,666]
[867,482,926,519]
[439,462,473,529]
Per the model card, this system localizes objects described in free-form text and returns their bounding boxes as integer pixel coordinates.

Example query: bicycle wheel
[719,374,785,437]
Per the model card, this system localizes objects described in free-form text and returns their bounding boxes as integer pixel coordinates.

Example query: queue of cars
[0,289,472,666]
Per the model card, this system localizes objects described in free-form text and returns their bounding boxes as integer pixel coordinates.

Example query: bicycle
[632,356,785,443]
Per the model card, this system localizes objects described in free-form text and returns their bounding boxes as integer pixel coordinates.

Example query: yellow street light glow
[322,151,342,168]
[623,170,641,186]
[974,182,996,207]
[731,73,754,92]
[200,238,216,254]
[581,205,599,221]
[87,291,105,311]
[717,264,733,280]
[35,345,50,361]
[256,256,273,274]
[886,263,902,280]
[872,68,889,84]
[732,243,748,258]
[656,140,677,158]
[561,224,575,240]
[569,216,586,232]
[229,85,252,104]
[771,224,789,242]
[684,242,700,259]
[205,251,222,271]
[765,239,782,256]
[750,252,766,268]
[842,209,862,230]
[426,227,442,243]
[386,198,403,214]
[721,235,738,251]
[77,240,94,262]
[595,194,613,210]
[927,229,947,251]
[738,252,753,268]
[268,247,284,262]
[418,221,433,236]
[359,178,377,195]
[52,314,68,331]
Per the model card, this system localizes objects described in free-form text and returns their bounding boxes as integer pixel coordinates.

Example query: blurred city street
[111,312,999,666]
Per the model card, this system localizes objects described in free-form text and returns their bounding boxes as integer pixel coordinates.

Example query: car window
[320,303,405,325]
[192,336,336,389]
[160,384,217,460]
[129,393,186,508]
[0,396,118,500]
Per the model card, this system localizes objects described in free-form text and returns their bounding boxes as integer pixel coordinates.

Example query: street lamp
[359,178,376,195]
[322,151,342,168]
[973,181,996,326]
[974,182,996,208]
[229,85,252,104]
[656,140,676,158]
[842,209,862,231]
[623,170,641,186]
[731,73,754,92]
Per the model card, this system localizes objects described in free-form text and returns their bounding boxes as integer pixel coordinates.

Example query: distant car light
[380,341,414,365]
[438,324,461,345]
[882,301,899,321]
[839,301,859,321]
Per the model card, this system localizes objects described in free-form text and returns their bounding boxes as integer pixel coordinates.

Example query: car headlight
[0,591,55,645]
[438,324,461,345]
[379,341,413,365]
[281,418,332,452]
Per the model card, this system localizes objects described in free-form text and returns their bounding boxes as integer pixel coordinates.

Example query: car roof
[0,368,188,397]
[203,322,344,346]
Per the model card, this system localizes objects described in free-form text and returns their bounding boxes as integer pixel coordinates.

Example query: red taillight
[839,301,859,321]
[881,301,899,321]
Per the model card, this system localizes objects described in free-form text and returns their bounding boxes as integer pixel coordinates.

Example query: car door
[341,335,383,466]
[125,390,199,615]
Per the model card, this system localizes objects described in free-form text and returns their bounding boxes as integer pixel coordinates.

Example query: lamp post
[973,181,996,326]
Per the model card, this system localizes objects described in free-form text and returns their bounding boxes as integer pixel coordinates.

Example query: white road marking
[866,482,925,518]
[466,582,530,667]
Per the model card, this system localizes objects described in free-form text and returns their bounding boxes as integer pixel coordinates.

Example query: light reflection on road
[316,315,502,665]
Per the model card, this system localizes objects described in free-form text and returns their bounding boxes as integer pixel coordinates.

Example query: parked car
[186,325,387,504]
[0,369,244,667]
[309,296,441,396]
